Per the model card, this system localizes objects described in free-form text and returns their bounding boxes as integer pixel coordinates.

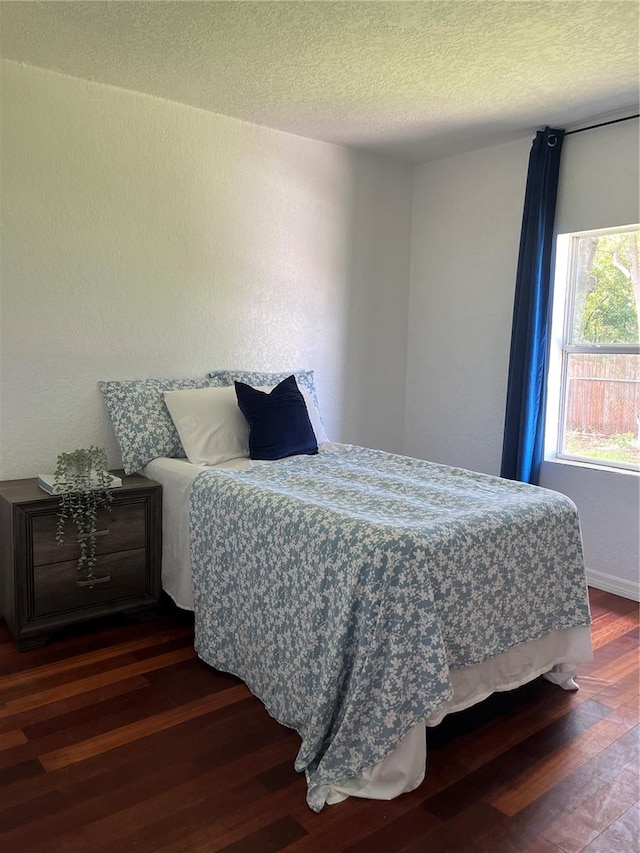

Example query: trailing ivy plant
[54,446,114,583]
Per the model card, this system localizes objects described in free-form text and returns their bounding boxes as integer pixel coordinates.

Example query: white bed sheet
[141,453,593,805]
[143,456,242,610]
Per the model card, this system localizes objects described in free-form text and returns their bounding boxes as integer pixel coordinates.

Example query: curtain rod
[565,113,639,135]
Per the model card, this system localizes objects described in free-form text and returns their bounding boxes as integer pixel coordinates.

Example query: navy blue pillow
[234,375,318,461]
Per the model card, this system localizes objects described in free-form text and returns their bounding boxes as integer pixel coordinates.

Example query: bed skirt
[326,624,592,804]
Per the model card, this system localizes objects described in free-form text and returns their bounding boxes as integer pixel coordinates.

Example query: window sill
[543,455,640,477]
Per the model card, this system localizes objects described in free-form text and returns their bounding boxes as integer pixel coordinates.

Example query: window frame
[552,224,640,473]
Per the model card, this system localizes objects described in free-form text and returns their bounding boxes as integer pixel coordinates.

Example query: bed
[101,371,593,813]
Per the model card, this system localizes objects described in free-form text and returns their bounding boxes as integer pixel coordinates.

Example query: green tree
[577,232,639,344]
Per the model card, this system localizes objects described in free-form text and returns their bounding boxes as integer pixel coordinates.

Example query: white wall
[0,61,412,479]
[406,136,531,474]
[408,122,639,597]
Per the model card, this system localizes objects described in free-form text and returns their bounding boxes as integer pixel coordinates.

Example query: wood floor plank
[470,726,640,853]
[1,681,181,773]
[0,786,68,836]
[38,683,251,770]
[0,651,144,704]
[0,588,636,853]
[110,776,273,853]
[216,816,308,853]
[423,699,611,821]
[490,713,636,816]
[144,656,243,703]
[0,692,253,823]
[587,589,637,617]
[589,669,639,710]
[582,802,639,852]
[407,683,598,812]
[276,788,431,853]
[21,679,177,742]
[11,832,94,853]
[437,686,591,768]
[2,647,195,714]
[0,629,190,689]
[589,613,639,649]
[108,776,302,853]
[15,696,262,806]
[520,840,566,853]
[1,759,263,852]
[401,801,510,853]
[0,675,151,736]
[589,646,640,683]
[0,729,27,750]
[0,615,188,673]
[86,739,302,852]
[4,733,299,852]
[341,801,442,853]
[581,629,639,678]
[0,757,44,789]
[541,764,639,852]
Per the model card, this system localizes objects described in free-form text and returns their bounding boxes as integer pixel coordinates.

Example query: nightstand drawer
[32,549,148,616]
[32,503,146,565]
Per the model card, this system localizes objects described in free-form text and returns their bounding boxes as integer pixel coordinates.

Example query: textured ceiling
[1,1,638,162]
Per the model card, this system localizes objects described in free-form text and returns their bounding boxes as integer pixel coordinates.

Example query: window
[547,226,640,472]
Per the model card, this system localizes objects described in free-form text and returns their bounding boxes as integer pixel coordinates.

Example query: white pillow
[163,387,250,466]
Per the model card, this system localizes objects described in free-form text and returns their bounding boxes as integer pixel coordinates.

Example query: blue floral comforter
[189,446,591,811]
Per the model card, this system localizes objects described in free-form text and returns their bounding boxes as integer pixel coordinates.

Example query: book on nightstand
[37,472,123,495]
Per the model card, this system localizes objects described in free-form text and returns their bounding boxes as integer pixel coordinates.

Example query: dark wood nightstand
[0,472,162,650]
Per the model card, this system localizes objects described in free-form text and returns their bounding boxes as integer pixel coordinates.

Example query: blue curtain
[501,126,565,484]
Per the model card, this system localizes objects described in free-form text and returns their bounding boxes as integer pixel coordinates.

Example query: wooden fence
[566,354,640,435]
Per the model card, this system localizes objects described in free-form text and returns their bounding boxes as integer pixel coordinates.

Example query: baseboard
[586,569,640,602]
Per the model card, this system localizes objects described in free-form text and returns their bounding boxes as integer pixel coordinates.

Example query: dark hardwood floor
[0,588,638,852]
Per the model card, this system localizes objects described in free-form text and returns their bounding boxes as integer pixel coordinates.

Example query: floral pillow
[99,377,209,474]
[208,369,318,403]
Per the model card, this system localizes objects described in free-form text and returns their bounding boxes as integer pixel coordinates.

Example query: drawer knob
[76,574,112,588]
[95,528,110,537]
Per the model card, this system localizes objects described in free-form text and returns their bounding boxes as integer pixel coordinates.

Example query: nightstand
[0,472,162,649]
